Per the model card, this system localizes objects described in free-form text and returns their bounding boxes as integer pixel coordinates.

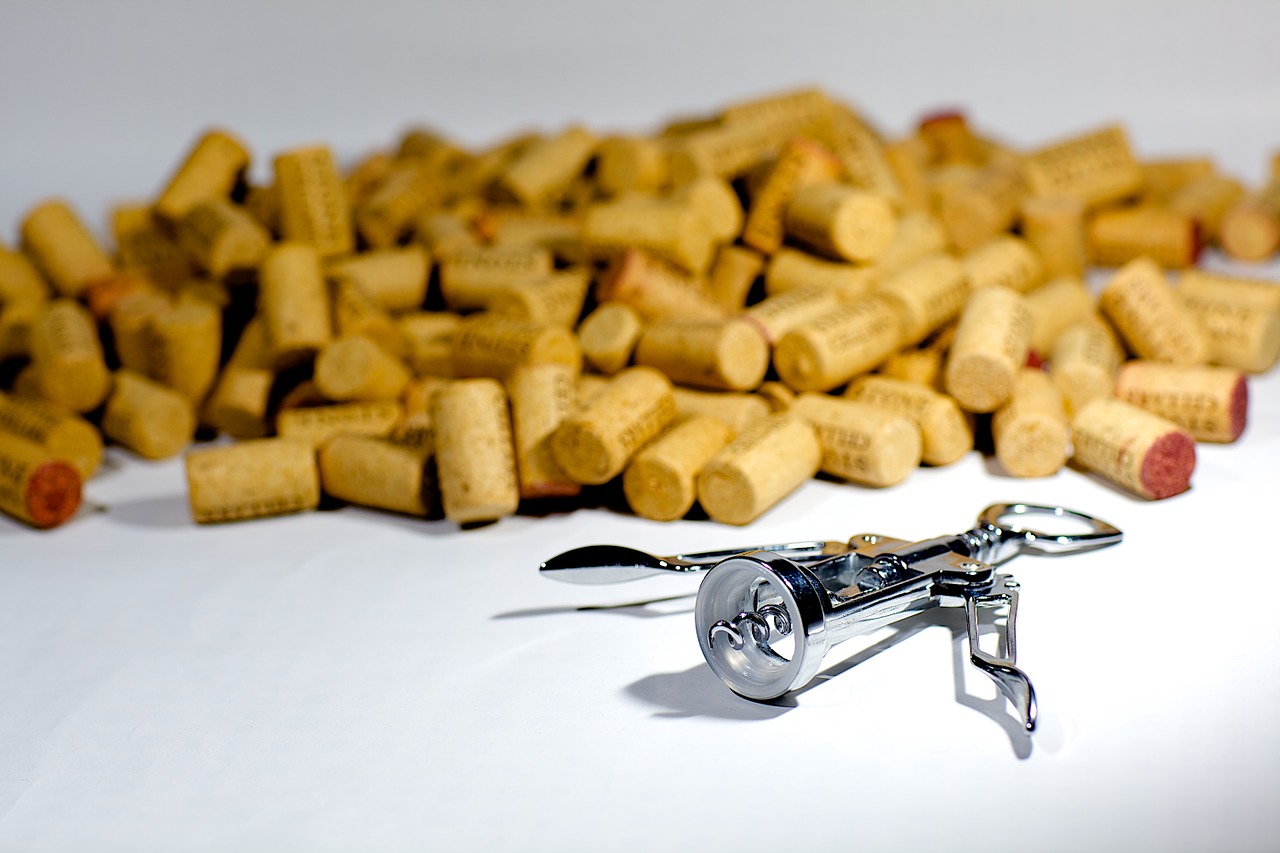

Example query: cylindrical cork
[1071,397,1195,500]
[1168,174,1244,242]
[20,200,115,298]
[991,368,1070,477]
[402,376,451,426]
[318,433,437,517]
[875,253,968,346]
[884,136,932,213]
[1177,269,1280,373]
[327,245,432,313]
[582,201,718,275]
[415,211,479,260]
[623,415,734,521]
[185,438,321,523]
[431,378,520,524]
[844,375,972,466]
[595,135,669,195]
[1141,158,1216,202]
[154,129,251,222]
[1023,125,1142,208]
[276,400,404,448]
[273,145,354,258]
[962,235,1045,293]
[28,299,111,413]
[201,318,273,438]
[1020,196,1088,279]
[243,183,279,234]
[497,126,596,207]
[774,295,903,392]
[764,248,879,302]
[790,393,923,487]
[1087,206,1200,268]
[696,414,821,525]
[755,381,796,413]
[741,137,841,254]
[83,269,155,323]
[671,387,771,436]
[438,245,554,312]
[398,312,461,377]
[0,432,82,528]
[874,213,949,278]
[1219,179,1280,262]
[506,363,581,500]
[146,298,222,403]
[108,290,171,373]
[595,250,722,321]
[666,121,785,186]
[634,318,769,392]
[821,108,905,208]
[259,243,332,369]
[876,345,944,388]
[482,211,582,264]
[552,366,675,485]
[0,391,102,479]
[783,182,897,263]
[944,285,1033,413]
[671,176,745,244]
[743,286,842,345]
[1025,276,1095,359]
[707,245,765,311]
[355,161,445,248]
[0,244,50,305]
[1099,258,1209,365]
[452,313,582,379]
[488,270,590,329]
[918,110,982,165]
[174,198,271,279]
[314,336,411,402]
[330,278,404,356]
[1050,317,1124,415]
[938,160,1026,251]
[1115,361,1248,443]
[102,369,197,459]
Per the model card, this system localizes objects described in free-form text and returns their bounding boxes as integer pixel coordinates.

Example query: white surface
[3,2,1280,851]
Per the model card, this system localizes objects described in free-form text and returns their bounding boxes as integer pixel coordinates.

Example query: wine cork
[1099,258,1209,365]
[706,245,764,311]
[330,278,404,356]
[401,375,450,423]
[497,126,596,207]
[577,302,642,375]
[938,159,1026,251]
[0,391,102,479]
[28,300,111,413]
[276,400,404,448]
[820,108,903,207]
[274,145,354,258]
[666,178,744,243]
[0,299,40,362]
[1025,276,1095,358]
[873,212,948,277]
[108,289,171,373]
[962,235,1045,293]
[82,270,154,323]
[696,413,821,525]
[1219,178,1280,261]
[552,366,675,485]
[415,211,479,260]
[743,286,841,345]
[666,121,787,186]
[355,160,445,248]
[755,381,795,413]
[174,198,270,279]
[875,253,968,346]
[506,363,581,500]
[438,245,553,311]
[484,213,582,264]
[0,244,50,305]
[488,269,590,328]
[783,182,896,263]
[845,374,972,466]
[101,369,196,459]
[1168,174,1244,242]
[398,312,461,377]
[918,111,982,165]
[1177,269,1280,373]
[396,127,467,167]
[595,135,668,195]
[774,295,903,392]
[623,414,734,521]
[326,246,431,312]
[0,432,82,529]
[154,129,250,222]
[1023,125,1142,208]
[452,313,582,379]
[763,248,879,301]
[243,183,279,234]
[431,378,520,524]
[790,392,922,487]
[20,200,115,298]
[1087,206,1200,268]
[259,243,332,369]
[596,250,722,321]
[944,285,1033,413]
[1071,397,1195,500]
[991,368,1070,477]
[314,336,411,402]
[741,137,841,254]
[144,298,222,403]
[671,387,771,435]
[1050,317,1124,415]
[883,136,932,213]
[1019,196,1088,279]
[720,87,832,132]
[185,438,321,523]
[1141,158,1215,202]
[581,200,717,274]
[876,344,944,388]
[633,317,769,392]
[111,206,193,287]
[345,150,395,208]
[318,433,437,517]
[1115,361,1247,443]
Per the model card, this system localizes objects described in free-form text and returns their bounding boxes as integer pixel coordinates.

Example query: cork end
[1139,430,1196,500]
[25,460,82,528]
[1228,373,1249,442]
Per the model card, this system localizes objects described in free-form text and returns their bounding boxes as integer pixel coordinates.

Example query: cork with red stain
[1072,397,1196,499]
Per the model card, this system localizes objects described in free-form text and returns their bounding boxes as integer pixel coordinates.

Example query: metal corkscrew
[540,503,1122,731]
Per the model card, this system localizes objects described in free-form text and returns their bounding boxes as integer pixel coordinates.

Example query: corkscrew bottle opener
[540,503,1122,731]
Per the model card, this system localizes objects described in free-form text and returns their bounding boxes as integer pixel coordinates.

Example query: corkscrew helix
[540,503,1122,731]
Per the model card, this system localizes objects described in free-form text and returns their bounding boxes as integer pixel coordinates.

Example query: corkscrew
[540,503,1122,731]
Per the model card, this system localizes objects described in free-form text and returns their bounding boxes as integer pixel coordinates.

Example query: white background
[2,2,1280,851]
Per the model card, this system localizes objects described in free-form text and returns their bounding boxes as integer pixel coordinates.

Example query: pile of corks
[1,87,1277,529]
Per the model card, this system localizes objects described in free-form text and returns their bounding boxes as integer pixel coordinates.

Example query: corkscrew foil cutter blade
[540,503,1122,731]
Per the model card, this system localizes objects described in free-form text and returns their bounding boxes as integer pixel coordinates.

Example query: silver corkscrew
[540,503,1122,731]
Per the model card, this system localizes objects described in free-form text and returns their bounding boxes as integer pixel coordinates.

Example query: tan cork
[20,200,115,298]
[1071,397,1194,500]
[154,129,250,222]
[845,374,972,466]
[944,285,1033,413]
[774,295,903,392]
[791,392,922,486]
[783,182,897,263]
[1115,360,1247,443]
[992,367,1070,477]
[624,414,734,521]
[552,366,675,485]
[102,369,196,459]
[185,438,321,523]
[431,378,520,524]
[696,413,821,525]
[506,363,582,500]
[1099,258,1209,365]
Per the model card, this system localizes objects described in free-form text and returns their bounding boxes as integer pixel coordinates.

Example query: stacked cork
[1,88,1277,529]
